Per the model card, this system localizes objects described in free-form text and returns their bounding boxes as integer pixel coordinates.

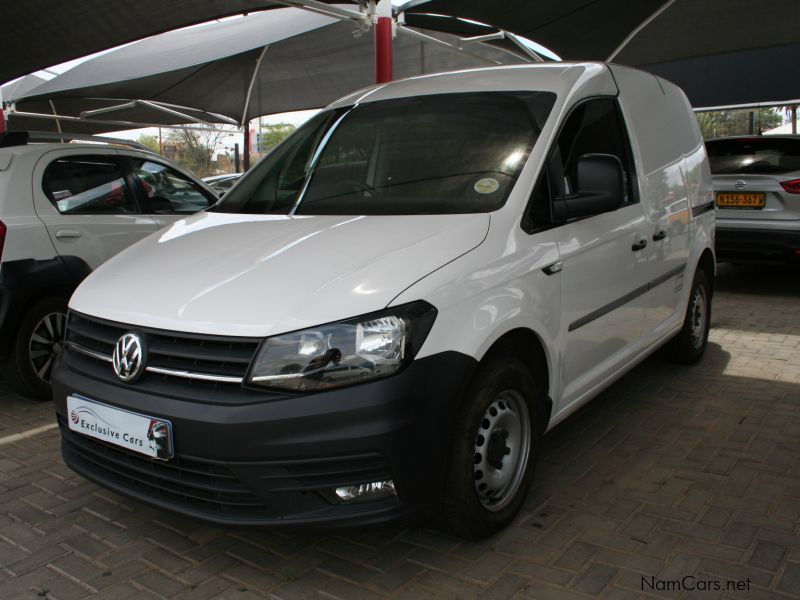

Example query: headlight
[248,301,437,391]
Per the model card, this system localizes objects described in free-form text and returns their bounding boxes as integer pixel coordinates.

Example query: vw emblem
[112,332,145,382]
[735,179,746,190]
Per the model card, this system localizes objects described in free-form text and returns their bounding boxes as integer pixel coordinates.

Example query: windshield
[215,91,556,215]
[706,137,800,175]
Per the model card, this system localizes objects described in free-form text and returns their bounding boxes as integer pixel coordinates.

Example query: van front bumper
[52,350,476,530]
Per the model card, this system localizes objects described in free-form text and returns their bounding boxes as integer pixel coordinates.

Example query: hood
[70,212,490,336]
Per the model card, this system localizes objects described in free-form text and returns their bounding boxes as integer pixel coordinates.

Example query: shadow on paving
[715,262,800,298]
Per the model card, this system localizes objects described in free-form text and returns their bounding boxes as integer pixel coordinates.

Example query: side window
[42,156,135,215]
[132,160,214,214]
[524,98,638,231]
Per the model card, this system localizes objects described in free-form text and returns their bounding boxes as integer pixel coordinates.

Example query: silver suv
[707,135,800,263]
[0,132,218,399]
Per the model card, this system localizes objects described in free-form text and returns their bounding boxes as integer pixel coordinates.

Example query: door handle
[542,261,563,276]
[631,239,648,251]
[652,230,667,241]
[55,229,82,240]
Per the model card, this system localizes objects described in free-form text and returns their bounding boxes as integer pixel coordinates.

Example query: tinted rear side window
[43,156,135,214]
[706,137,800,174]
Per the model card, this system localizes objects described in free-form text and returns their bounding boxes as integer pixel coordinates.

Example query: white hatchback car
[54,63,715,537]
[0,133,218,399]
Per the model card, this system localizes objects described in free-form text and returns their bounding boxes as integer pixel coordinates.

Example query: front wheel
[666,268,711,364]
[0,297,68,400]
[441,357,544,539]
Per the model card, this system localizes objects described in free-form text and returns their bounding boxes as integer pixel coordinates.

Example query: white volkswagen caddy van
[53,63,715,538]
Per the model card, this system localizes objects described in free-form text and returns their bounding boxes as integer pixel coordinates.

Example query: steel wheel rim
[689,286,707,349]
[472,389,531,512]
[28,311,66,384]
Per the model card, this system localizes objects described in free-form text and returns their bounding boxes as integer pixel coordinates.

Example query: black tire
[441,357,545,539]
[666,268,712,364]
[0,297,68,400]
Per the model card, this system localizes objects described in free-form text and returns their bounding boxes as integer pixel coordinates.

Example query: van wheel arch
[697,248,715,296]
[477,328,552,429]
[437,329,552,537]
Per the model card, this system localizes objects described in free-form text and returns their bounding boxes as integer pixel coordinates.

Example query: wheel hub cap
[28,311,66,384]
[472,390,531,512]
[689,287,707,349]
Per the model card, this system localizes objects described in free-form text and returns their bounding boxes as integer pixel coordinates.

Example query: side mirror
[553,153,625,221]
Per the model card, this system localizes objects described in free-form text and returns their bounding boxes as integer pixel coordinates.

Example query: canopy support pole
[5,110,233,133]
[505,32,544,62]
[244,125,251,171]
[49,100,62,134]
[606,0,676,62]
[396,26,502,65]
[271,0,365,24]
[373,0,393,83]
[0,109,5,134]
[241,45,269,128]
[80,101,137,118]
[241,44,269,171]
[138,100,213,126]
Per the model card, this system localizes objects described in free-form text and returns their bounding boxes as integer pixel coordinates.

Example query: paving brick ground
[0,263,798,599]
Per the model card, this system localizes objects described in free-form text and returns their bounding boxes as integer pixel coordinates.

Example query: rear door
[32,149,159,270]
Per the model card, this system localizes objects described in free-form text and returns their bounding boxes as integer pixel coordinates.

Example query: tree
[758,108,783,132]
[166,128,230,177]
[696,107,783,139]
[137,134,160,154]
[257,123,296,153]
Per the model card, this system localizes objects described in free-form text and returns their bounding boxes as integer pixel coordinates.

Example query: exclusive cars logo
[70,410,80,424]
[112,332,145,382]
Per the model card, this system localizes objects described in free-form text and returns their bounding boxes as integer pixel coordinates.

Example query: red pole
[0,108,6,134]
[375,16,393,83]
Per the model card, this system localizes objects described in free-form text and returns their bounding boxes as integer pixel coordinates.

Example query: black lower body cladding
[52,350,477,530]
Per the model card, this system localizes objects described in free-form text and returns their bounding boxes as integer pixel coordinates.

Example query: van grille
[63,312,270,403]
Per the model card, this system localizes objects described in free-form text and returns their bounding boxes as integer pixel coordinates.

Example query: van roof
[329,62,615,109]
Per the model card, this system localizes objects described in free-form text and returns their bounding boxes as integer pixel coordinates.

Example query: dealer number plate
[67,395,174,460]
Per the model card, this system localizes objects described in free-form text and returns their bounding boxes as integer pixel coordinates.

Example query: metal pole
[0,84,5,133]
[158,127,163,154]
[243,124,251,171]
[792,105,797,135]
[234,143,241,173]
[374,0,393,83]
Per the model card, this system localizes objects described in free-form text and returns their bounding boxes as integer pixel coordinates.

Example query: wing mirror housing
[553,153,625,221]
